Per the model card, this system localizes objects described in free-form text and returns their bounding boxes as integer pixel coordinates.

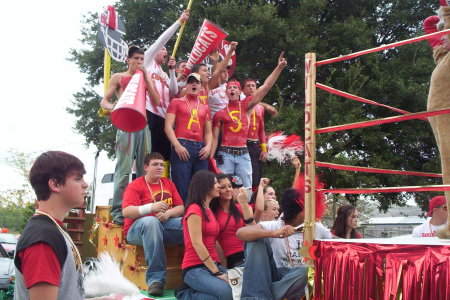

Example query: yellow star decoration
[298,241,318,267]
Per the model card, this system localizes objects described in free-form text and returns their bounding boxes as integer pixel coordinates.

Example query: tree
[0,149,36,232]
[68,0,442,212]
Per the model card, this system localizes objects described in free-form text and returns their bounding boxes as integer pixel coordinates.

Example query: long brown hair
[332,205,358,238]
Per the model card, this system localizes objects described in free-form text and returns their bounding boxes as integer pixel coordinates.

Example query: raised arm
[208,42,238,90]
[248,51,287,110]
[236,188,254,224]
[144,10,189,68]
[253,178,269,223]
[291,156,301,188]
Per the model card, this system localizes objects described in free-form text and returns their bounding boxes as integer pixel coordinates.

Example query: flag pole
[98,48,112,117]
[171,0,194,57]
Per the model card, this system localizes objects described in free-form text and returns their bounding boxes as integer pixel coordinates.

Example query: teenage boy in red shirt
[122,152,184,296]
[211,52,287,189]
[165,73,212,201]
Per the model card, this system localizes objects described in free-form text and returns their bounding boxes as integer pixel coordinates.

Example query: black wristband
[244,217,254,224]
[211,270,224,277]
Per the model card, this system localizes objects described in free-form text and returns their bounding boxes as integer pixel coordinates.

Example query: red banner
[111,70,147,132]
[185,19,228,72]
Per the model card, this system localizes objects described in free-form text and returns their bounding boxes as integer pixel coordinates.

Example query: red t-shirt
[122,176,183,236]
[17,215,65,288]
[247,104,266,143]
[215,204,246,257]
[182,204,220,270]
[18,243,61,288]
[166,95,211,142]
[213,96,253,147]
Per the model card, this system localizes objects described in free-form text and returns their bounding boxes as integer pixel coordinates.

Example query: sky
[0,0,115,205]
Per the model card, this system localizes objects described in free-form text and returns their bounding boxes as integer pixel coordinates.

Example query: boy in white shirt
[237,188,332,299]
[412,196,448,237]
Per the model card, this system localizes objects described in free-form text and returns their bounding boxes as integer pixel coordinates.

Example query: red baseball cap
[426,196,446,217]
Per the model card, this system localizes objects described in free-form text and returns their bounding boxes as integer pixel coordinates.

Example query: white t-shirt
[208,83,228,119]
[260,220,332,268]
[412,220,447,238]
[144,21,180,117]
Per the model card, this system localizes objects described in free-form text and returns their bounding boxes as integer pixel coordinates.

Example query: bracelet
[261,143,267,153]
[202,255,210,262]
[244,217,254,224]
[211,270,224,277]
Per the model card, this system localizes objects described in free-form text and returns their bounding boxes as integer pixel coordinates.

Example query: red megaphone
[110,69,147,132]
[185,19,228,72]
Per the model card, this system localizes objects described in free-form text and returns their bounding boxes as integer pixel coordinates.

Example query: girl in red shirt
[177,170,232,300]
[210,174,256,269]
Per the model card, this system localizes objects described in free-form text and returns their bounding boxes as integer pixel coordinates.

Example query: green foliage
[0,150,36,232]
[68,0,443,212]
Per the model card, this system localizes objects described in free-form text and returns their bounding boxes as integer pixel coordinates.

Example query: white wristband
[138,203,153,216]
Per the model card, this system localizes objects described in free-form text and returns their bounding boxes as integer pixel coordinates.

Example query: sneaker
[112,216,124,226]
[174,282,190,297]
[148,281,164,297]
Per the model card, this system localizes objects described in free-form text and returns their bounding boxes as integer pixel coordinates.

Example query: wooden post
[304,53,317,249]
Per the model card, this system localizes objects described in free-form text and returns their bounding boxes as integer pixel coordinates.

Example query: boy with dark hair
[122,152,184,296]
[101,45,160,225]
[241,77,278,191]
[14,151,114,300]
[176,60,188,89]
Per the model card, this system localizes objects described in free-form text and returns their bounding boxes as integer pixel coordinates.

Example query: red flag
[185,19,228,72]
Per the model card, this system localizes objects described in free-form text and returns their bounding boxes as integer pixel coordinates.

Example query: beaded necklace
[226,100,241,124]
[145,175,164,202]
[184,96,200,120]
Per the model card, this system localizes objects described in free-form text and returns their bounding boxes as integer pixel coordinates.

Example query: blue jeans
[111,128,151,223]
[126,216,183,285]
[217,151,252,188]
[171,139,208,202]
[241,239,308,300]
[177,265,233,300]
